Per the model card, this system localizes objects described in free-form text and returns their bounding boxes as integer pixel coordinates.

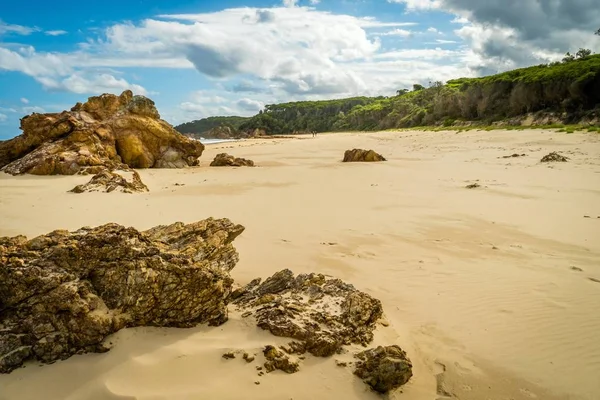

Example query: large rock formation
[210,153,255,167]
[342,149,387,162]
[69,170,149,194]
[0,91,204,175]
[232,269,383,357]
[0,219,244,373]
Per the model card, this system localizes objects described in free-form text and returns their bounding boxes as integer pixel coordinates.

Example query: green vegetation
[178,53,600,136]
[175,116,250,135]
[238,97,378,134]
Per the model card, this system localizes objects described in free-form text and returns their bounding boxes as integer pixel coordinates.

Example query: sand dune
[1,129,599,400]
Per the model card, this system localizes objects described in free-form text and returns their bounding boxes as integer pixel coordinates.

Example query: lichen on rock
[354,345,413,394]
[0,90,204,175]
[232,269,383,358]
[0,218,244,373]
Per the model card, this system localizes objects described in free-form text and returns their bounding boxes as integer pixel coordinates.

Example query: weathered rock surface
[540,152,569,162]
[354,345,413,394]
[0,90,204,175]
[263,345,300,373]
[233,269,383,358]
[343,149,387,162]
[0,219,244,373]
[210,153,255,167]
[70,170,149,193]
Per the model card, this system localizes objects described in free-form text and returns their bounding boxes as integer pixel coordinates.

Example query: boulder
[233,269,383,357]
[354,345,413,394]
[210,153,255,167]
[0,219,244,373]
[263,345,300,374]
[0,90,204,175]
[69,170,149,193]
[342,149,386,162]
[540,152,569,162]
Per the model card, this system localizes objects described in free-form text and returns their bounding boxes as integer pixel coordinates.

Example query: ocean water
[195,138,241,145]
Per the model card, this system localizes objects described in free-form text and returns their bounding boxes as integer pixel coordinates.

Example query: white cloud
[236,98,264,112]
[0,107,17,113]
[22,106,46,114]
[0,113,7,122]
[0,21,38,35]
[388,0,442,11]
[380,29,413,37]
[40,72,147,95]
[282,0,298,7]
[427,27,442,34]
[434,39,458,44]
[20,97,29,104]
[309,0,321,4]
[45,30,68,36]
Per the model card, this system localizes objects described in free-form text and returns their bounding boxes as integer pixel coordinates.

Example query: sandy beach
[1,129,599,400]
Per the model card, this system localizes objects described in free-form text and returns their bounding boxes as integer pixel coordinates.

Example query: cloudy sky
[1,0,598,139]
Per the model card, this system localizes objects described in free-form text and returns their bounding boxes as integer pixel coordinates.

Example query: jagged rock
[342,149,386,162]
[222,352,236,359]
[0,90,204,175]
[233,269,383,358]
[210,153,255,167]
[0,219,244,373]
[263,345,299,373]
[465,183,481,189]
[354,345,413,394]
[540,152,569,162]
[69,170,149,193]
[501,153,526,158]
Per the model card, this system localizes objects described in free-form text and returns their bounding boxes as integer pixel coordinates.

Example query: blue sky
[1,0,598,139]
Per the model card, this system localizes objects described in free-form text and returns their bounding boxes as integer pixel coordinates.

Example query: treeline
[174,116,249,135]
[237,54,600,134]
[238,97,379,134]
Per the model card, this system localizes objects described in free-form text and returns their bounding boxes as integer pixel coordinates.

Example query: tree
[562,52,575,63]
[576,48,592,59]
[595,28,600,35]
[396,89,409,96]
[412,84,425,91]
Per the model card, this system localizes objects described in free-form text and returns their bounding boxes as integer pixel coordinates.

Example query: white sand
[0,129,599,400]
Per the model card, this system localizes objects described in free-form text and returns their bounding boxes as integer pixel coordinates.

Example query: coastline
[1,128,599,400]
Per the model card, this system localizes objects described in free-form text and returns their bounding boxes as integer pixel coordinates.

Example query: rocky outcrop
[263,345,300,373]
[0,90,204,175]
[210,153,255,167]
[342,149,386,162]
[69,170,149,193]
[0,219,244,373]
[354,345,413,394]
[232,269,383,358]
[540,152,569,162]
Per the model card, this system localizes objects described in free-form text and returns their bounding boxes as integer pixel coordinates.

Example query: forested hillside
[174,116,250,135]
[177,53,600,136]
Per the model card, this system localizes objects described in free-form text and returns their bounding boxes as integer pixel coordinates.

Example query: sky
[1,0,599,139]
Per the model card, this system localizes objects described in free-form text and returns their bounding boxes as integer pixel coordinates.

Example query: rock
[336,360,348,367]
[233,270,383,358]
[342,149,386,162]
[501,153,526,158]
[243,352,255,363]
[540,152,569,162]
[210,153,255,167]
[69,170,149,193]
[0,218,244,373]
[263,345,300,374]
[0,90,204,175]
[465,183,481,189]
[354,345,413,394]
[222,352,236,359]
